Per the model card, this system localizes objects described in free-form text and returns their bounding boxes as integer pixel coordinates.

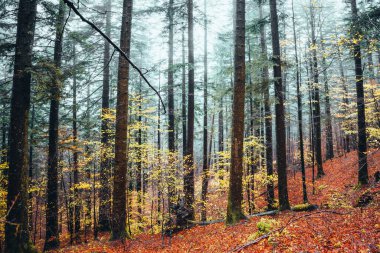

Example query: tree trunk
[44,1,66,250]
[259,0,275,210]
[292,0,308,204]
[99,0,112,232]
[112,0,133,240]
[167,0,176,214]
[183,0,195,225]
[72,43,81,242]
[320,31,334,160]
[226,0,246,225]
[218,98,224,179]
[4,1,37,250]
[269,0,290,210]
[309,1,325,178]
[350,0,368,185]
[201,0,208,222]
[181,27,187,158]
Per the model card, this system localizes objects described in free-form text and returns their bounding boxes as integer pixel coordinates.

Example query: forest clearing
[1,0,380,252]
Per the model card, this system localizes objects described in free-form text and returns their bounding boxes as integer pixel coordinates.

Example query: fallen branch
[188,210,279,226]
[229,210,349,253]
[62,0,166,113]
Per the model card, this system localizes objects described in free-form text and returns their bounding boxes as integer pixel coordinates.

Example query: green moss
[291,203,318,212]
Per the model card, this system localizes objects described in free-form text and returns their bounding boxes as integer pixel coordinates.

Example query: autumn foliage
[39,150,380,253]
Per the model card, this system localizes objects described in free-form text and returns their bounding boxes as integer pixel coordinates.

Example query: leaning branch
[62,0,166,113]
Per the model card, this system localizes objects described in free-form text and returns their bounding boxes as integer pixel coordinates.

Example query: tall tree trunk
[269,0,290,210]
[247,37,255,215]
[309,1,325,178]
[183,0,195,225]
[72,43,81,242]
[350,0,368,185]
[181,27,187,157]
[320,31,334,160]
[259,0,275,210]
[4,1,37,248]
[218,97,224,179]
[292,0,308,204]
[338,45,351,153]
[201,0,209,222]
[99,0,112,232]
[167,0,176,214]
[44,1,66,250]
[112,0,133,240]
[226,0,246,225]
[136,81,143,225]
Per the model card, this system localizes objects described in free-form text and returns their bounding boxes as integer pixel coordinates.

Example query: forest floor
[47,150,380,252]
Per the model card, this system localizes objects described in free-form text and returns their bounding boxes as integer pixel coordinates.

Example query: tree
[309,0,325,178]
[201,0,209,222]
[112,0,133,240]
[226,0,246,225]
[44,0,66,250]
[258,0,275,210]
[183,0,195,224]
[72,43,81,242]
[350,0,368,185]
[167,0,176,213]
[5,0,38,252]
[269,0,290,211]
[99,0,112,232]
[292,0,308,204]
[320,31,334,161]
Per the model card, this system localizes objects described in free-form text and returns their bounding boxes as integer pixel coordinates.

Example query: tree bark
[201,0,209,222]
[5,2,37,251]
[320,31,334,160]
[99,0,112,232]
[181,27,187,157]
[259,0,275,210]
[167,0,176,214]
[269,0,290,210]
[309,1,325,178]
[350,0,368,185]
[226,0,246,225]
[112,0,133,240]
[292,0,308,204]
[183,0,195,225]
[72,44,81,241]
[44,1,66,250]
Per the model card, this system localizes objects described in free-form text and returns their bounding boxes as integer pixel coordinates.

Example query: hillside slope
[50,150,380,253]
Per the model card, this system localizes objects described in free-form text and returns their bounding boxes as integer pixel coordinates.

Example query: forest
[0,0,380,252]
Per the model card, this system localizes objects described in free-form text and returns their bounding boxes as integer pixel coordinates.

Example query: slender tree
[99,0,112,232]
[309,0,325,178]
[72,44,81,241]
[45,0,66,249]
[350,0,368,185]
[181,26,187,157]
[5,0,38,252]
[320,31,334,160]
[259,0,275,210]
[226,0,246,225]
[183,0,195,224]
[269,0,290,210]
[201,0,209,222]
[112,0,133,240]
[292,0,308,203]
[167,0,176,213]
